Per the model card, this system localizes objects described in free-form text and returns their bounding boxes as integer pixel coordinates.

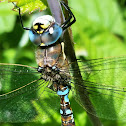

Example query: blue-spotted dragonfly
[0,1,126,126]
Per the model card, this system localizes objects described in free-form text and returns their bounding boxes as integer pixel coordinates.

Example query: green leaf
[70,0,126,59]
[70,0,125,36]
[0,2,16,34]
[1,0,47,13]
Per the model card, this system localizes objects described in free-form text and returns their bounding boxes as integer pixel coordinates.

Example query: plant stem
[47,0,102,125]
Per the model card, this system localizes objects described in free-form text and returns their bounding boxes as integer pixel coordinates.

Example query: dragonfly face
[29,15,63,46]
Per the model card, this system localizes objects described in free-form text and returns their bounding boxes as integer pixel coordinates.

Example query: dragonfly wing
[0,64,59,122]
[70,56,126,120]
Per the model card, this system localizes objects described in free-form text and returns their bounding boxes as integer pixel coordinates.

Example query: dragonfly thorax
[29,15,63,46]
[38,66,70,87]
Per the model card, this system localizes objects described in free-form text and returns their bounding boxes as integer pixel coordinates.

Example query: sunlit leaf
[70,0,126,59]
[0,0,47,13]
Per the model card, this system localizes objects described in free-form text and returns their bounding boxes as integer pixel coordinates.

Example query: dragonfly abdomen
[57,85,75,126]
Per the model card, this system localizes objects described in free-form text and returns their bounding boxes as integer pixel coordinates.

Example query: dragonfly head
[29,15,63,46]
[32,15,55,34]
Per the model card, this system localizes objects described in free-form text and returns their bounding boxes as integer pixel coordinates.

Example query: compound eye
[29,15,62,46]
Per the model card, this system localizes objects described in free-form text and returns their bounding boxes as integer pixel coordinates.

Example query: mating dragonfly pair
[0,1,126,126]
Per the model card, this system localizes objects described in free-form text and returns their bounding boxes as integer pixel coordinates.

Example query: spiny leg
[60,1,76,31]
[12,2,31,30]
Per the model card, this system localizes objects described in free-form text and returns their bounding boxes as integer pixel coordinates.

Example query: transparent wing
[68,56,126,120]
[0,63,59,122]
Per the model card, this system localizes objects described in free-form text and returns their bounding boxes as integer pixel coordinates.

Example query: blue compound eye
[29,15,63,46]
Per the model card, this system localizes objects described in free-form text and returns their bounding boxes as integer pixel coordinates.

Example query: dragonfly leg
[60,1,76,31]
[12,2,31,30]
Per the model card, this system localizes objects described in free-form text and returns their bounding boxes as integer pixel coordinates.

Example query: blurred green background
[0,0,126,126]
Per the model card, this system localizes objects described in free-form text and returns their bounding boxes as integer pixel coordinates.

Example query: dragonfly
[0,1,126,126]
[0,1,76,126]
